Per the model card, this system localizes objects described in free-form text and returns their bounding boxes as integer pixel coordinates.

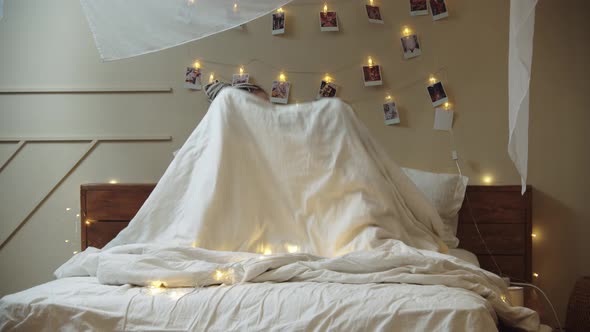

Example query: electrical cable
[510,281,563,332]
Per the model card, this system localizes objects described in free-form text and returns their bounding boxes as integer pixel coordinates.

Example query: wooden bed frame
[80,184,533,283]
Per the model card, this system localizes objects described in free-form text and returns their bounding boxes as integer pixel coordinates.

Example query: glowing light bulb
[76,214,80,218]
[323,3,328,13]
[531,233,537,238]
[368,56,373,67]
[263,247,273,255]
[369,0,374,5]
[193,61,201,69]
[386,95,392,101]
[279,73,286,82]
[233,3,238,11]
[277,7,283,13]
[402,26,411,37]
[500,294,507,303]
[209,73,215,83]
[239,66,244,75]
[66,207,71,211]
[482,175,493,185]
[85,220,91,225]
[73,251,78,255]
[64,239,69,243]
[324,74,332,83]
[109,179,118,184]
[286,244,299,253]
[429,76,437,84]
[444,102,451,110]
[533,273,539,278]
[215,270,225,280]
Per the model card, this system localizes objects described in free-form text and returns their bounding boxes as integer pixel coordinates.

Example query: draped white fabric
[509,0,538,194]
[80,0,294,61]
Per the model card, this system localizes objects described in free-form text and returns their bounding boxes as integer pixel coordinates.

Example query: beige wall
[0,0,588,325]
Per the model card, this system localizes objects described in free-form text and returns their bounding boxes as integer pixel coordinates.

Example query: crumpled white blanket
[55,240,540,331]
[104,88,449,256]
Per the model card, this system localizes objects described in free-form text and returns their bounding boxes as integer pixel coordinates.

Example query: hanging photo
[401,34,422,59]
[365,5,384,24]
[430,0,449,20]
[362,65,383,87]
[427,81,449,107]
[319,11,339,32]
[433,107,454,131]
[383,102,400,125]
[270,80,291,104]
[272,12,285,35]
[184,67,202,90]
[232,73,250,85]
[409,0,428,16]
[317,80,339,99]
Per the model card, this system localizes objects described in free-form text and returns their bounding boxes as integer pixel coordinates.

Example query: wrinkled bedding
[0,89,540,331]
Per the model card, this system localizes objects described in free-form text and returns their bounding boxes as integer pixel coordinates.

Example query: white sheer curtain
[80,0,294,61]
[509,0,538,194]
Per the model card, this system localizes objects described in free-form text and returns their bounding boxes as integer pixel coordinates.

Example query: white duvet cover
[1,276,500,332]
[0,89,540,331]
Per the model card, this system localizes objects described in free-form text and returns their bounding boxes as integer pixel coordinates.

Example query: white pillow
[402,168,468,248]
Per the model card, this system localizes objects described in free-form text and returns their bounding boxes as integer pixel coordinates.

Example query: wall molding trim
[0,136,172,251]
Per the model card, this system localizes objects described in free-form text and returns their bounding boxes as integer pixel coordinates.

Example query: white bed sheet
[0,277,500,332]
[448,248,480,267]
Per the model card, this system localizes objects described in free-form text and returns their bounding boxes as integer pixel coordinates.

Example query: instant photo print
[317,80,339,99]
[319,11,339,31]
[430,0,449,20]
[272,12,285,35]
[401,34,421,59]
[409,0,428,16]
[270,80,291,104]
[366,5,384,24]
[363,65,383,87]
[184,67,202,90]
[383,102,400,125]
[427,81,449,107]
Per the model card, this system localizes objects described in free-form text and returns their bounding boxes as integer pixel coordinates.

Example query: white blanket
[105,88,447,256]
[49,89,539,331]
[54,241,539,331]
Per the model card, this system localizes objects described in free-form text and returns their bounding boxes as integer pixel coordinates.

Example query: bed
[0,184,536,332]
[0,91,541,331]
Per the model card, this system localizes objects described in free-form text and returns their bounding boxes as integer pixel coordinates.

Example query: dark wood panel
[86,221,130,249]
[84,185,153,221]
[458,186,531,224]
[457,223,525,255]
[478,255,526,281]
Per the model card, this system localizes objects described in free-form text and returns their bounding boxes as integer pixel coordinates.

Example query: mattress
[0,277,499,332]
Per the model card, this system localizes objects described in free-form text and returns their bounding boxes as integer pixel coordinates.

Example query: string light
[286,244,299,253]
[429,75,437,84]
[323,3,328,13]
[368,56,374,67]
[239,66,244,75]
[277,7,283,13]
[233,3,238,11]
[279,72,286,82]
[324,74,332,83]
[109,179,118,184]
[64,239,69,243]
[533,272,539,278]
[482,175,493,185]
[193,61,201,69]
[386,95,392,101]
[209,73,215,83]
[76,213,80,218]
[444,102,451,110]
[500,294,507,303]
[531,233,537,238]
[85,220,91,225]
[66,207,71,211]
[73,251,78,255]
[369,0,374,5]
[263,247,273,255]
[402,26,412,37]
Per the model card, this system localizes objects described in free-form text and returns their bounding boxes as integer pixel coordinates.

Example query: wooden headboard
[80,184,532,282]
